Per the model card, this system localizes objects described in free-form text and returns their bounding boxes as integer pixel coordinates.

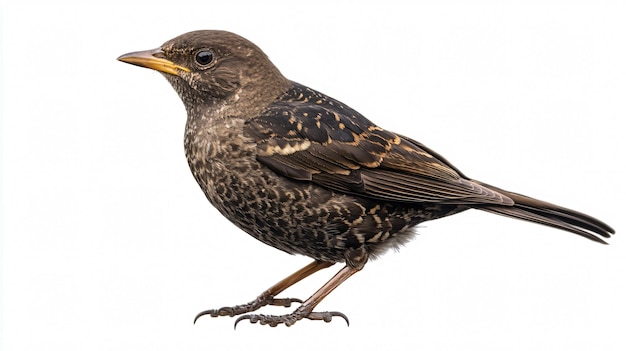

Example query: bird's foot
[194,294,302,323]
[234,306,349,328]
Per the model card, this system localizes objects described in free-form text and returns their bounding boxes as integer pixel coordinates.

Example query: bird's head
[118,30,289,115]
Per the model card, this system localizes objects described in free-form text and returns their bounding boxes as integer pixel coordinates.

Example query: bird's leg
[194,260,334,323]
[234,247,368,328]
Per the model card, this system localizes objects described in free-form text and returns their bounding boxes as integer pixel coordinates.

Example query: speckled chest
[183,116,260,217]
[182,115,361,260]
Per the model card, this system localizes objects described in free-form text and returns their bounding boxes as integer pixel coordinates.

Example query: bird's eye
[195,50,214,66]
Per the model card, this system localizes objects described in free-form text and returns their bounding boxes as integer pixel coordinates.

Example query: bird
[118,30,614,328]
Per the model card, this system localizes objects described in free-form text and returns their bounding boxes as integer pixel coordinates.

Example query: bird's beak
[117,48,190,76]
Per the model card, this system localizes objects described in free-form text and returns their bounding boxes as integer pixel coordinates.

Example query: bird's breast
[183,116,260,203]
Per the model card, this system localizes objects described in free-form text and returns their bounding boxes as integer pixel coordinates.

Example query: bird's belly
[189,154,462,262]
[194,158,352,261]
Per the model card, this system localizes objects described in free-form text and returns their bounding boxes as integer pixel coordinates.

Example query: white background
[2,1,625,350]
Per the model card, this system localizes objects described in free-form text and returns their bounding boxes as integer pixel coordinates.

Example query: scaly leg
[194,260,334,323]
[234,248,368,327]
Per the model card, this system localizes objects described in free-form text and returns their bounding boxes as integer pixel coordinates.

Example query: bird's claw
[193,297,302,323]
[234,310,349,328]
[308,311,350,324]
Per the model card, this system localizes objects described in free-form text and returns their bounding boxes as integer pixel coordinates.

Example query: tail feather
[475,181,615,244]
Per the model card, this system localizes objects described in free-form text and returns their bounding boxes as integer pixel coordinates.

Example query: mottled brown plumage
[118,30,614,327]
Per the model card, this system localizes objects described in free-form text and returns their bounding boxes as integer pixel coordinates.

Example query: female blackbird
[118,30,614,327]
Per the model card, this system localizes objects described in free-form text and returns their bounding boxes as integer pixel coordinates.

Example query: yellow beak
[117,48,190,76]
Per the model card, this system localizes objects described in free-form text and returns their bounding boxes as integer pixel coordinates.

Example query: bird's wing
[245,83,512,205]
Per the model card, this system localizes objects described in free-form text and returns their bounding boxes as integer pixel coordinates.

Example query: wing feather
[245,83,513,206]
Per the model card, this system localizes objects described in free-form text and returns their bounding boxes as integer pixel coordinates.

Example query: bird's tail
[475,181,615,244]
